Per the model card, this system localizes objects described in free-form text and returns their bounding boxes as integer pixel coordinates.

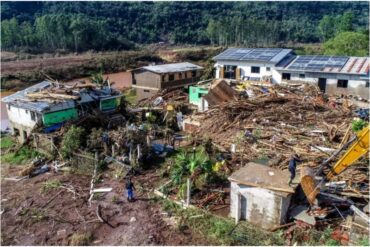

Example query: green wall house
[42,108,79,127]
[189,86,209,105]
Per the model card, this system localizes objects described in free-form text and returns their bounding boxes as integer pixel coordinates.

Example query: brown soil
[0,165,208,245]
[1,55,93,75]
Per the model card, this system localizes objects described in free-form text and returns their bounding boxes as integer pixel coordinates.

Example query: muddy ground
[0,164,209,245]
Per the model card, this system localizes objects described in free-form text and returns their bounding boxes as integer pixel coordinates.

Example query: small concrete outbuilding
[228,162,295,230]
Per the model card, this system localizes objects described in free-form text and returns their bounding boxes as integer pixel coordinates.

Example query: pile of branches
[136,88,189,107]
[195,84,366,181]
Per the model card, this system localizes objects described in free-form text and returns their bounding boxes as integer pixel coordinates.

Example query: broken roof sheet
[228,162,294,194]
[213,48,293,64]
[279,55,369,75]
[142,62,203,74]
[2,80,121,113]
[1,81,75,112]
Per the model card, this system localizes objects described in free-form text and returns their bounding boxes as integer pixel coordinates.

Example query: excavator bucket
[300,166,320,205]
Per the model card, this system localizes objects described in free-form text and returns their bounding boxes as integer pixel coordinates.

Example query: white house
[213,48,295,82]
[228,162,294,230]
[213,48,370,99]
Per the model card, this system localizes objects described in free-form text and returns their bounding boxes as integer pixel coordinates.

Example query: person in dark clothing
[288,154,302,186]
[125,177,136,202]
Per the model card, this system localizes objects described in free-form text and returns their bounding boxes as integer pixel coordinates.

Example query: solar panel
[213,48,289,62]
[287,55,349,71]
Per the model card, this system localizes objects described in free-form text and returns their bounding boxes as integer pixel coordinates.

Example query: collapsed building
[2,81,122,143]
[213,48,370,99]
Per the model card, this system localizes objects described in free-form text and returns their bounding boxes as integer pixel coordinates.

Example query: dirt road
[0,165,207,245]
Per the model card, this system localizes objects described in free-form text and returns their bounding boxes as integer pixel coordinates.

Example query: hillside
[1,1,369,53]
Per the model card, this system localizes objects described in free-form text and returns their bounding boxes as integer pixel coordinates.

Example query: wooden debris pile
[136,88,188,107]
[195,84,363,171]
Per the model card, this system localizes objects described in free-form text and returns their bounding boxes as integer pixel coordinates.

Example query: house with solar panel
[213,48,370,99]
[213,48,295,82]
[275,56,369,99]
[131,62,203,100]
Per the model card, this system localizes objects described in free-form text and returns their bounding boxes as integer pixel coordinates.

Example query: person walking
[288,153,302,186]
[125,177,136,202]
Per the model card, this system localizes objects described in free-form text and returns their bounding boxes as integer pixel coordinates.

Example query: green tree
[337,11,354,33]
[323,31,369,56]
[318,15,336,41]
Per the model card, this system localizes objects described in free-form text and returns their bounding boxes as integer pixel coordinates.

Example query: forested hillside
[1,1,369,53]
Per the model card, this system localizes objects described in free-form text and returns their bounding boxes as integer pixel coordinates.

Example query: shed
[228,162,294,229]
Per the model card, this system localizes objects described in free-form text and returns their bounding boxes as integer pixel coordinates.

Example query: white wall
[6,105,39,128]
[215,61,275,80]
[230,182,291,229]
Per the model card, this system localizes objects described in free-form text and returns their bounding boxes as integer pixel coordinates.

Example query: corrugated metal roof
[2,80,122,113]
[213,48,293,64]
[1,81,75,112]
[142,62,203,73]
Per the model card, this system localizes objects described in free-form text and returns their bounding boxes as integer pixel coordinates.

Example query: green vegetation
[1,146,40,165]
[41,179,63,194]
[1,2,368,52]
[0,135,14,149]
[358,237,370,246]
[161,199,284,245]
[352,119,368,132]
[61,125,85,158]
[324,31,369,56]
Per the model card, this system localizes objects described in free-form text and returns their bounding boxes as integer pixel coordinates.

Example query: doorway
[240,194,247,220]
[282,73,291,80]
[318,78,327,92]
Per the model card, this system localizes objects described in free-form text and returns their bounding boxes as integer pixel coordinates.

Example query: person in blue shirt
[125,177,136,202]
[288,154,302,186]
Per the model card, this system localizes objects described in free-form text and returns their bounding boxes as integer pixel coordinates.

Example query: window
[13,128,20,136]
[299,74,305,79]
[266,67,271,72]
[169,74,175,81]
[30,111,36,121]
[337,80,348,88]
[144,89,150,93]
[366,81,369,88]
[184,72,187,78]
[25,110,29,114]
[179,72,182,79]
[162,75,166,82]
[191,70,197,77]
[7,105,11,110]
[251,66,260,74]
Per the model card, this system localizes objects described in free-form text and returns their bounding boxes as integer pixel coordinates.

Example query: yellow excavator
[301,125,369,205]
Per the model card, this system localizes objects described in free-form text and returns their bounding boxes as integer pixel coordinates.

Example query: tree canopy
[1,1,368,53]
[323,31,369,56]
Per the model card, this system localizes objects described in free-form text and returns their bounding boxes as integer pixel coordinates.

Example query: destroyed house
[131,62,203,100]
[214,48,370,99]
[2,81,122,143]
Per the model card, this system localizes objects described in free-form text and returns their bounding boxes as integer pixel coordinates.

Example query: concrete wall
[282,72,369,99]
[230,182,291,229]
[133,70,161,89]
[136,88,159,101]
[6,105,41,143]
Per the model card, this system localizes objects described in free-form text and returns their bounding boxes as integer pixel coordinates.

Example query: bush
[0,135,14,149]
[61,125,85,158]
[69,232,92,246]
[352,119,367,132]
[1,146,40,165]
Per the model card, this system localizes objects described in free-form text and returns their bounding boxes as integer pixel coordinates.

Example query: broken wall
[230,182,291,229]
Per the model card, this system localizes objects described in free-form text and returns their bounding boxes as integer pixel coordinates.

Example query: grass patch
[123,88,137,105]
[0,135,14,149]
[69,232,93,246]
[1,146,41,165]
[160,199,284,245]
[41,179,62,194]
